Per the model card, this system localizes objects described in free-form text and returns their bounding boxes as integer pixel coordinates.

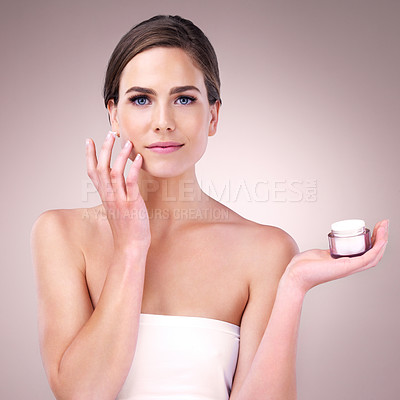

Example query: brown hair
[103,15,221,107]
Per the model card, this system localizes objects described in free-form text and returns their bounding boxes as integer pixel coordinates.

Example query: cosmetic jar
[328,219,371,258]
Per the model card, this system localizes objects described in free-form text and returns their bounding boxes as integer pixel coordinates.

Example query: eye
[129,95,150,106]
[176,96,196,105]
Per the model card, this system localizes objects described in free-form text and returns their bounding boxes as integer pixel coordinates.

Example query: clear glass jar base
[330,247,371,258]
[328,227,371,259]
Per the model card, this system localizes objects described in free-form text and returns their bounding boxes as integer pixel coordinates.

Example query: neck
[138,167,210,223]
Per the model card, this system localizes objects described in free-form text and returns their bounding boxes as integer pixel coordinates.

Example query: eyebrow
[125,85,201,96]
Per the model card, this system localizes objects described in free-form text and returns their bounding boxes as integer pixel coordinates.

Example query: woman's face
[108,47,220,178]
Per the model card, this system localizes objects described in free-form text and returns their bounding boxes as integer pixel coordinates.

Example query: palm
[285,220,389,293]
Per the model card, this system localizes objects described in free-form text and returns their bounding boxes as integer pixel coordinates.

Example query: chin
[142,161,190,179]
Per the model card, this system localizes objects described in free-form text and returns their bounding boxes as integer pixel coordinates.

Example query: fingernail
[86,138,91,146]
[124,140,132,148]
[106,132,113,140]
[135,153,141,161]
[108,130,117,138]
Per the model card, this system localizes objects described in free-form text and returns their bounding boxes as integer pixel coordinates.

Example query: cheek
[118,109,150,137]
[181,107,210,134]
[186,114,210,157]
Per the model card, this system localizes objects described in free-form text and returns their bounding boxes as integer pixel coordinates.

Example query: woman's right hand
[86,132,151,252]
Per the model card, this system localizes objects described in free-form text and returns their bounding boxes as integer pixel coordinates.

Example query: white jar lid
[331,219,365,237]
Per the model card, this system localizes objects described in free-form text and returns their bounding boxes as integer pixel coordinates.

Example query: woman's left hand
[281,219,389,295]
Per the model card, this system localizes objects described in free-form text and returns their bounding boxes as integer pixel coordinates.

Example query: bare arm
[31,134,150,399]
[229,228,299,400]
[230,274,303,400]
[230,220,388,400]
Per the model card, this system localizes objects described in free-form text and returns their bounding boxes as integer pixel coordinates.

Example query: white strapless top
[116,313,240,400]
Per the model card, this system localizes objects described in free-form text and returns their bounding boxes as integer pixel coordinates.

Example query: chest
[84,227,249,326]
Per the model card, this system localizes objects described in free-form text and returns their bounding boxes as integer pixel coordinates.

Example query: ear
[208,100,221,137]
[107,99,119,131]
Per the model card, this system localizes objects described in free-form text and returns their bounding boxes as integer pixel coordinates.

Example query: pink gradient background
[1,0,399,398]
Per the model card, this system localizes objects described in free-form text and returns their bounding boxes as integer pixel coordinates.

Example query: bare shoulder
[216,203,299,277]
[31,205,108,271]
[31,208,84,249]
[244,220,299,278]
[32,205,106,229]
[32,207,86,230]
[31,204,107,237]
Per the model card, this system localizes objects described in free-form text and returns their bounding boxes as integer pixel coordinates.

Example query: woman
[31,15,389,400]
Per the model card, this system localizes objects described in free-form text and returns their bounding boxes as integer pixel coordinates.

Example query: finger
[372,222,388,249]
[97,133,116,200]
[110,140,133,198]
[86,138,99,187]
[369,221,389,263]
[371,220,381,245]
[98,132,115,170]
[371,219,388,246]
[375,240,388,263]
[126,153,143,201]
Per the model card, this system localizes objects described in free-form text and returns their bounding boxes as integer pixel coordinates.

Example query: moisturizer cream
[328,219,371,258]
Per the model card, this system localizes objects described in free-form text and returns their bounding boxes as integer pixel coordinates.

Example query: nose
[152,103,175,133]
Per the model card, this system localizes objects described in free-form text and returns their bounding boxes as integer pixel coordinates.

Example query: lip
[145,141,184,154]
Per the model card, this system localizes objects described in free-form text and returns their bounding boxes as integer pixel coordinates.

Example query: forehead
[119,47,206,92]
